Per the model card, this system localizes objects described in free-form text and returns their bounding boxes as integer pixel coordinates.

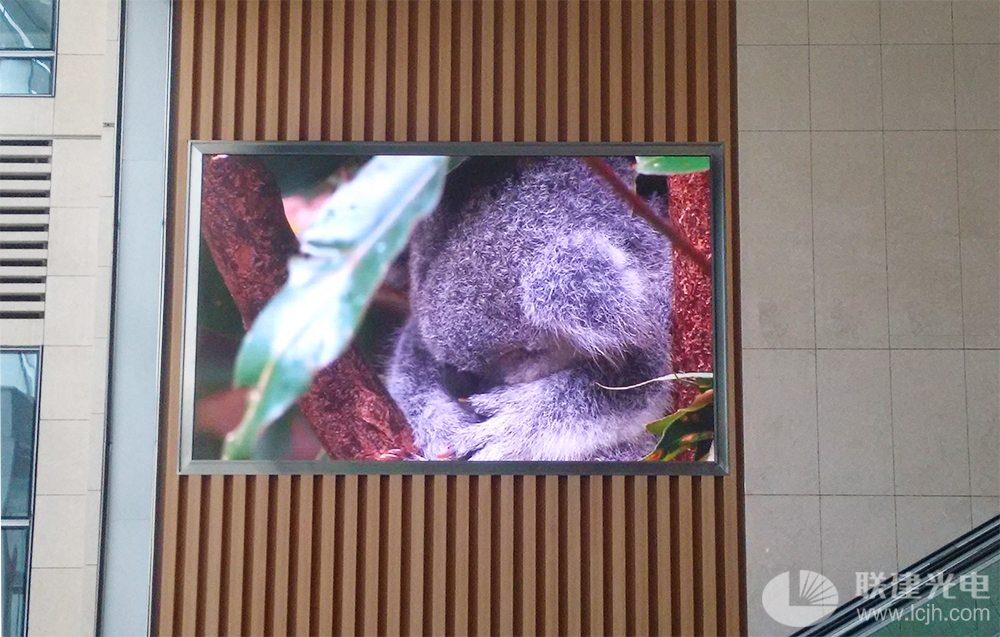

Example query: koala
[386,156,673,461]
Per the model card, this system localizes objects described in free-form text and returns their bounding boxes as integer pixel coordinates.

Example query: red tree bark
[668,169,714,408]
[199,154,416,460]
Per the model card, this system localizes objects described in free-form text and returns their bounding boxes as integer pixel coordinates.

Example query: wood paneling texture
[157,1,743,635]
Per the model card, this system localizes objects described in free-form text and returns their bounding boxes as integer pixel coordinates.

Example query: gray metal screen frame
[179,141,731,477]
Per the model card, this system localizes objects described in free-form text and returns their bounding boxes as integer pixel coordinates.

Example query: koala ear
[519,231,657,360]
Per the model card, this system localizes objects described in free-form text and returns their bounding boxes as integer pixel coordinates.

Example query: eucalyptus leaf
[636,155,710,176]
[645,389,715,461]
[223,155,449,460]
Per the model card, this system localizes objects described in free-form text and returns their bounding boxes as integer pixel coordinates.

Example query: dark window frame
[1,346,42,637]
[0,0,59,97]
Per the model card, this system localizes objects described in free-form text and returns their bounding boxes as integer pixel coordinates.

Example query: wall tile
[953,0,1000,44]
[891,350,970,496]
[81,564,99,635]
[896,496,972,566]
[102,38,120,127]
[812,132,889,348]
[745,495,822,637]
[31,494,88,567]
[26,568,83,636]
[106,0,121,41]
[738,46,811,131]
[88,413,106,491]
[884,132,963,349]
[50,139,103,209]
[53,54,105,136]
[966,351,999,496]
[818,350,894,495]
[881,1,953,44]
[85,490,102,565]
[744,350,819,495]
[39,346,93,421]
[90,337,110,415]
[809,0,880,45]
[57,0,108,55]
[971,497,1000,526]
[34,420,89,495]
[0,319,44,346]
[0,98,53,136]
[46,207,100,275]
[99,132,117,198]
[958,131,1000,348]
[737,0,808,45]
[882,46,956,130]
[954,45,1000,130]
[97,195,115,267]
[93,267,112,336]
[739,132,815,349]
[810,46,883,131]
[821,496,897,597]
[42,276,97,346]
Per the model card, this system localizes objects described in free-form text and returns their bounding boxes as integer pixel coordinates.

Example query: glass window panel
[0,0,55,50]
[1,352,38,519]
[1,527,29,637]
[0,56,52,96]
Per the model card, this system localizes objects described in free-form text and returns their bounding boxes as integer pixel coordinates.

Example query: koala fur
[386,156,673,461]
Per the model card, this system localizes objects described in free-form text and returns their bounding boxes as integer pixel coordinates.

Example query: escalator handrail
[792,514,999,637]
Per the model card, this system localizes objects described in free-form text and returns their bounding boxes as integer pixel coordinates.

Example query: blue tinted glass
[0,0,56,50]
[0,56,53,95]
[1,351,38,519]
[1,527,29,637]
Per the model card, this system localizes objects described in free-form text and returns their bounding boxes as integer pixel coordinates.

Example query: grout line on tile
[962,352,975,521]
[806,1,825,558]
[745,492,974,498]
[742,346,1000,352]
[807,8,833,576]
[876,1,903,572]
[737,43,961,48]
[740,127,985,133]
[951,0,976,523]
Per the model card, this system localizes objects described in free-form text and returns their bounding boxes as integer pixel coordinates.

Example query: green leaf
[223,155,449,460]
[645,389,715,461]
[635,155,710,176]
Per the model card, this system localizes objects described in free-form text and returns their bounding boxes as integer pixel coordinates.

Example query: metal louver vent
[0,140,51,320]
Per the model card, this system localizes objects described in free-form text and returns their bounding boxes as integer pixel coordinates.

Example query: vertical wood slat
[406,476,426,637]
[587,477,604,636]
[157,2,743,635]
[431,476,449,636]
[519,476,536,637]
[362,476,382,637]
[316,477,336,636]
[202,476,224,636]
[414,0,432,140]
[498,475,515,636]
[610,476,628,636]
[434,0,452,141]
[564,0,581,141]
[391,0,410,141]
[542,478,559,636]
[293,476,315,636]
[522,1,538,141]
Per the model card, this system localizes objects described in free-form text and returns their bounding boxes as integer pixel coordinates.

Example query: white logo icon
[762,570,840,627]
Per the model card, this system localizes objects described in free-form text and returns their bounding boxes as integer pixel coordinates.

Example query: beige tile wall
[737,1,1000,635]
[0,0,121,634]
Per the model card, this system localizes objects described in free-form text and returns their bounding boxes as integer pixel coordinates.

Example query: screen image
[181,144,727,474]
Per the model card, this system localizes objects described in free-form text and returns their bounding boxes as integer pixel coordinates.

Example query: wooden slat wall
[156,1,744,635]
